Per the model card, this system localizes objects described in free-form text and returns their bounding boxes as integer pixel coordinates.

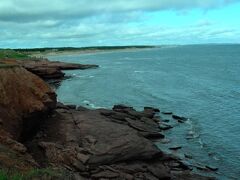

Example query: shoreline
[28,47,157,58]
[0,56,217,179]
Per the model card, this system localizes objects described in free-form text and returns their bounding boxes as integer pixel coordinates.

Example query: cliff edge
[0,66,56,140]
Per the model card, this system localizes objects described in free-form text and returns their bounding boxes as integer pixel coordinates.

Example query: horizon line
[1,43,240,50]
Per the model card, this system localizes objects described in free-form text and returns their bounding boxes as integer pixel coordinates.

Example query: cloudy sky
[0,0,240,48]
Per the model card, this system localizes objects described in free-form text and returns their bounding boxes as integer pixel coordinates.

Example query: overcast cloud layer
[0,0,239,48]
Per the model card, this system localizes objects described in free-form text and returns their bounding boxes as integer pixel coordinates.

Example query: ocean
[48,44,240,179]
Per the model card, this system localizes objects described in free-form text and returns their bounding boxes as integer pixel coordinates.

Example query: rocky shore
[0,58,215,179]
[0,58,98,80]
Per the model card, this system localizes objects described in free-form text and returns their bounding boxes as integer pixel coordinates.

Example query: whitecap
[213,156,220,161]
[188,130,194,136]
[186,119,200,139]
[76,75,86,78]
[198,138,204,148]
[134,70,144,73]
[82,100,104,109]
[89,103,104,109]
[83,100,90,104]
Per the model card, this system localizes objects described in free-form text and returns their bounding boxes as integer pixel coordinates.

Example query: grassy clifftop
[15,45,156,56]
[0,50,29,59]
[0,50,29,69]
[1,46,156,58]
[15,45,155,52]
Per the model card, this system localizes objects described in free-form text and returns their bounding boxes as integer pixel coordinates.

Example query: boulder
[162,112,173,115]
[159,123,173,130]
[206,165,218,171]
[169,146,182,150]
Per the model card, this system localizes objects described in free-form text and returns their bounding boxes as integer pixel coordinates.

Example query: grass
[0,168,61,180]
[0,49,28,69]
[0,50,29,59]
[0,170,23,180]
[14,45,156,53]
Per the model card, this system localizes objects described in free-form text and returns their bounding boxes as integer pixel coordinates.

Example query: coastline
[26,47,158,58]
[0,55,216,179]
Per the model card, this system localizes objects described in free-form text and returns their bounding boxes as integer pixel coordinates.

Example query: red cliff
[0,66,56,140]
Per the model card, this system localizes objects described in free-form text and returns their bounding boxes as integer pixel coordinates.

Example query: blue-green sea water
[48,45,240,179]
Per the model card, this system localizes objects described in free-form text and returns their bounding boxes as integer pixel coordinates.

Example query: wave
[186,119,201,140]
[134,70,145,73]
[83,100,104,109]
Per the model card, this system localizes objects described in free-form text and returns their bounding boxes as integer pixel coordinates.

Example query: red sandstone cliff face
[0,66,56,140]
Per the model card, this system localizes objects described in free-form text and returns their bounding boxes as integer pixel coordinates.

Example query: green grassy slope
[0,50,29,59]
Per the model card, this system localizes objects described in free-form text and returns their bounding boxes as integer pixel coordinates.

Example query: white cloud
[0,0,239,47]
[0,0,238,22]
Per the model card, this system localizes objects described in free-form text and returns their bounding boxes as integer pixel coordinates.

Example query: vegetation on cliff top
[0,50,29,59]
[0,168,60,180]
[1,46,155,59]
[14,45,156,53]
[0,50,28,68]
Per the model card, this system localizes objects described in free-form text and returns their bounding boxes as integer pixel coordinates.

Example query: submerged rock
[162,119,170,122]
[172,115,188,122]
[162,112,173,115]
[159,123,173,130]
[206,165,218,171]
[184,154,193,159]
[169,146,182,150]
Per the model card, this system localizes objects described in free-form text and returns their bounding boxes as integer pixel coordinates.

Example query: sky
[0,0,240,48]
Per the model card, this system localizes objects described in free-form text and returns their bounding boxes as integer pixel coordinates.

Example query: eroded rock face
[0,66,56,140]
